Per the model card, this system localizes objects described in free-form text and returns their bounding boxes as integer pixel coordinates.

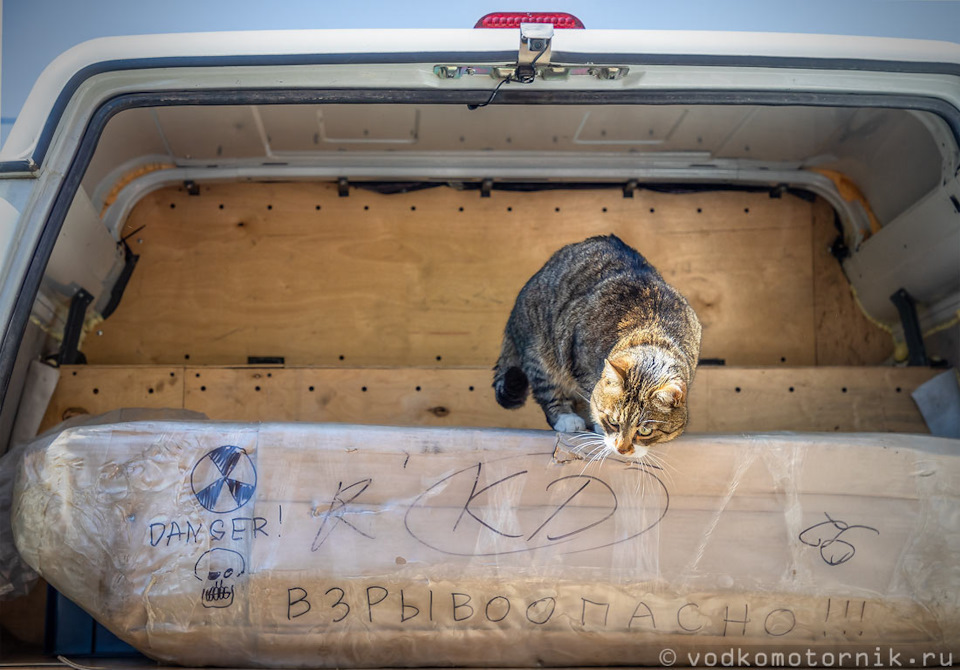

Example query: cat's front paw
[553,413,587,433]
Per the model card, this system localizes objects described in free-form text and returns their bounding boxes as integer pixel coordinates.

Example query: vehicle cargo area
[1,88,959,664]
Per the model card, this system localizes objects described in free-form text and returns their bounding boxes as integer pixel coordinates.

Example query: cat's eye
[638,425,653,436]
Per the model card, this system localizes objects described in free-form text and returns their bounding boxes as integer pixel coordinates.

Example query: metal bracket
[433,63,628,82]
[480,179,493,198]
[519,22,553,67]
[890,288,929,366]
[100,241,140,320]
[434,21,629,84]
[58,288,94,366]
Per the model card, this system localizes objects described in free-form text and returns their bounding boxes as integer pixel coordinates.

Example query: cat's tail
[493,336,529,409]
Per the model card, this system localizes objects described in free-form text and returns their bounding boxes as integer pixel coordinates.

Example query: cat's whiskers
[639,450,675,490]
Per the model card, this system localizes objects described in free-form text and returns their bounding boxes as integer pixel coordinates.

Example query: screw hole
[170,203,176,209]
[362,386,368,392]
[315,205,321,211]
[735,387,741,393]
[195,373,201,378]
[697,207,702,213]
[93,388,99,394]
[416,386,421,392]
[781,357,786,363]
[184,354,190,360]
[459,207,464,212]
[602,207,608,213]
[267,204,273,210]
[309,386,315,392]
[896,387,902,393]
[507,207,512,212]
[148,388,154,394]
[267,373,272,378]
[364,205,369,211]
[255,386,261,392]
[436,355,442,361]
[744,208,750,213]
[469,386,475,391]
[789,387,795,392]
[169,372,175,377]
[339,355,345,361]
[200,386,206,392]
[842,387,848,393]
[218,204,224,209]
[555,207,561,213]
[72,371,77,376]
[410,206,416,211]
[649,208,655,213]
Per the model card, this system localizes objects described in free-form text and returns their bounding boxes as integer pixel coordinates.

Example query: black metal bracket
[338,177,350,197]
[247,356,284,365]
[622,179,638,199]
[58,288,94,366]
[100,241,140,320]
[184,179,200,196]
[890,288,929,366]
[698,358,726,366]
[480,179,493,198]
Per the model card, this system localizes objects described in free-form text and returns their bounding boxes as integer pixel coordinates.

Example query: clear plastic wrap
[12,420,960,666]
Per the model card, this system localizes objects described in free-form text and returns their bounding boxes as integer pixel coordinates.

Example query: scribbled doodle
[190,445,257,513]
[194,548,245,609]
[799,513,879,566]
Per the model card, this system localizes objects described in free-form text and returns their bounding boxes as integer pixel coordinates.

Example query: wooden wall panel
[39,366,184,433]
[693,366,936,433]
[44,365,937,435]
[84,183,820,368]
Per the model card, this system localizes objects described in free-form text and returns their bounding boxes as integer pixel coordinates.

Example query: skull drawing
[194,548,245,609]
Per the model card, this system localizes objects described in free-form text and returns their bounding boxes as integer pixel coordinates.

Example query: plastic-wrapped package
[12,420,960,667]
[0,408,205,600]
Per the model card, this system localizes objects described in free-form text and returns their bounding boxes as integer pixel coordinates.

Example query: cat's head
[589,348,689,457]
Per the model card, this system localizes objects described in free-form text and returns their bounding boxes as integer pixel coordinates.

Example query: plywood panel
[695,366,937,433]
[39,366,184,433]
[811,197,894,364]
[84,183,817,367]
[46,365,936,434]
[184,367,544,429]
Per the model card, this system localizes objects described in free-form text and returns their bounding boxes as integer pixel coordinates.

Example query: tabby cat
[493,234,702,457]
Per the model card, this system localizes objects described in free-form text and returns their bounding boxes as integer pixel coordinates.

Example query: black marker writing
[312,479,374,551]
[800,513,880,566]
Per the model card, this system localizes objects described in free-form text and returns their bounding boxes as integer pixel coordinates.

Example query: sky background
[3,0,960,146]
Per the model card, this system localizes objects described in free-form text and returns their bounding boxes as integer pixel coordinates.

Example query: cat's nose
[615,438,633,455]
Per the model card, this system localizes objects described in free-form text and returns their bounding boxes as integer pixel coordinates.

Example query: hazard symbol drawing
[190,445,257,514]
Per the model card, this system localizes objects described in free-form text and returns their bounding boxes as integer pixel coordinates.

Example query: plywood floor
[82,182,892,367]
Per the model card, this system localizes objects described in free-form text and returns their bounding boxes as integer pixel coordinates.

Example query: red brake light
[474,12,585,29]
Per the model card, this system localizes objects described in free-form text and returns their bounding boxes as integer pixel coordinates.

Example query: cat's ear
[652,379,686,410]
[602,357,629,385]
